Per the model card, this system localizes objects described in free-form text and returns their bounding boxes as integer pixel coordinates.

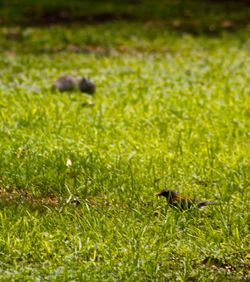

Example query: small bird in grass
[156,189,216,211]
[52,75,95,95]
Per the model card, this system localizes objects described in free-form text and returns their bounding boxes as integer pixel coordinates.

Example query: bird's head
[156,189,178,199]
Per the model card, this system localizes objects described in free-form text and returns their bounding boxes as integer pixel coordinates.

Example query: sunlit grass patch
[0,5,249,280]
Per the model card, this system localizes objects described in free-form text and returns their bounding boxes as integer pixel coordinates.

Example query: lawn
[0,1,249,281]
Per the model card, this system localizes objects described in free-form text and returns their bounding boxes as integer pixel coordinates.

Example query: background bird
[156,189,216,211]
[52,75,95,95]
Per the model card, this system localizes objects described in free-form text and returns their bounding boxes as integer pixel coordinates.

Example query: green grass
[0,2,250,281]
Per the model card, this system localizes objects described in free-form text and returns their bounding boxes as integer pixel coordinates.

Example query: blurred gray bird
[52,75,95,95]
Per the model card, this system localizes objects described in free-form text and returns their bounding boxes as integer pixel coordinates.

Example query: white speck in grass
[66,159,72,167]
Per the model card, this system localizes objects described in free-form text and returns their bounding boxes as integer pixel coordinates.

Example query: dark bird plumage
[52,75,95,95]
[79,78,95,95]
[156,189,215,211]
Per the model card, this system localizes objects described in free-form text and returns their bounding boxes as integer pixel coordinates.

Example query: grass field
[0,1,249,281]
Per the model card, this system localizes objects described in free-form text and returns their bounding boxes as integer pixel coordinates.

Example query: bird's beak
[155,192,161,197]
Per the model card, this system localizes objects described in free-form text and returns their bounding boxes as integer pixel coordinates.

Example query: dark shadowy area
[24,10,135,26]
[0,0,249,34]
[0,0,249,54]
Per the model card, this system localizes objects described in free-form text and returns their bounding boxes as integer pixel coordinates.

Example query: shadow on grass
[1,0,249,36]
